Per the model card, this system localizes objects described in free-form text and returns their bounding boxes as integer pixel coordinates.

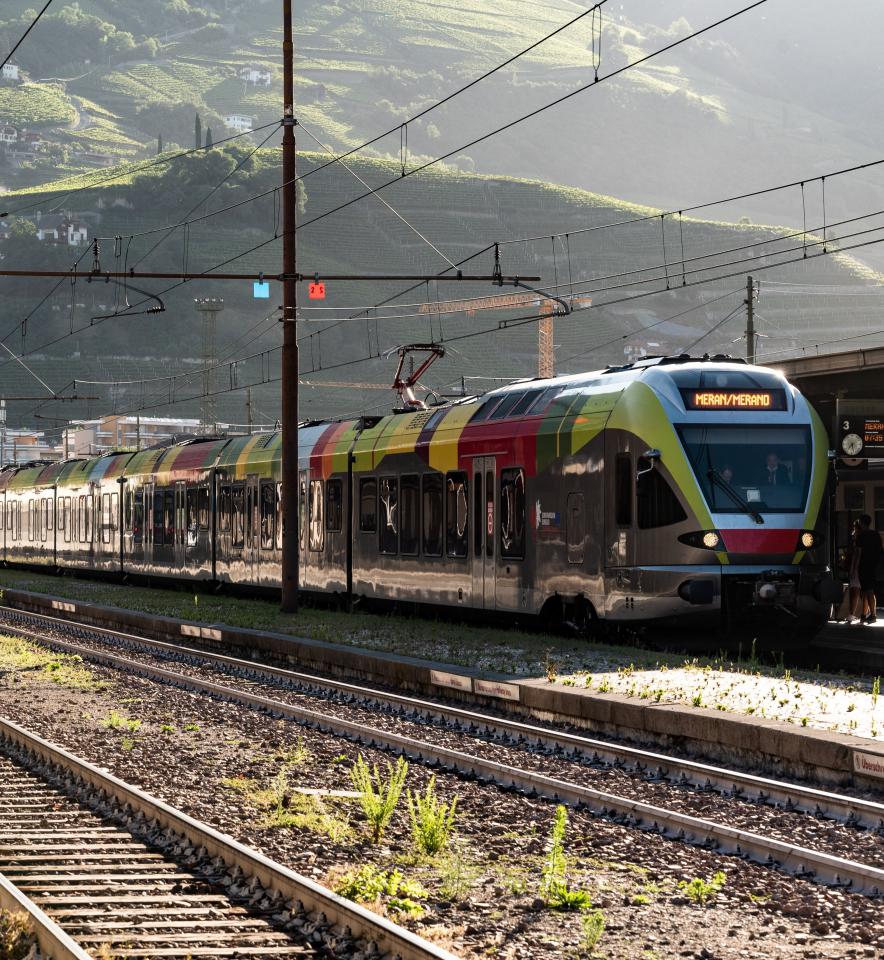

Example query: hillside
[1,148,883,434]
[1,0,882,235]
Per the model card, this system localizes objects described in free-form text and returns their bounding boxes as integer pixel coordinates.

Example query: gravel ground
[25,618,884,873]
[1,636,883,960]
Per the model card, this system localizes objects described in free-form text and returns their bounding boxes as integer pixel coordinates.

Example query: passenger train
[0,356,839,640]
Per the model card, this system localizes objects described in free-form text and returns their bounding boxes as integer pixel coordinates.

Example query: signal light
[678,530,721,550]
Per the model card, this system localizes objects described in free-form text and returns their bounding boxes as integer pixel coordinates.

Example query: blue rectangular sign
[253,281,271,299]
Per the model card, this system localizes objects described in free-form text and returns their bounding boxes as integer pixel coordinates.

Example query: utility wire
[1,0,54,71]
[681,303,746,354]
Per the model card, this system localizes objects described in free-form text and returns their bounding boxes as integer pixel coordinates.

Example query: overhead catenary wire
[1,0,54,71]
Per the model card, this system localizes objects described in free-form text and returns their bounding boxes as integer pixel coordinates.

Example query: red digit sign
[308,282,326,300]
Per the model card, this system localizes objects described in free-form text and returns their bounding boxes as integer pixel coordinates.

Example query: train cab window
[379,477,398,554]
[637,467,687,529]
[359,478,377,533]
[309,479,324,551]
[232,485,245,548]
[326,479,343,533]
[446,472,468,558]
[400,475,419,555]
[422,473,443,557]
[101,493,111,544]
[524,386,558,417]
[260,480,276,548]
[615,454,632,527]
[489,392,526,420]
[500,468,526,559]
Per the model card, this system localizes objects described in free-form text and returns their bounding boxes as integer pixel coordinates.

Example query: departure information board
[838,410,884,458]
[681,389,787,411]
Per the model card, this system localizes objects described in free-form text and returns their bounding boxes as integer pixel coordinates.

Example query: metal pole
[745,274,755,364]
[280,0,299,613]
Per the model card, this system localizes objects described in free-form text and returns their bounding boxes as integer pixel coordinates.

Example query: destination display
[681,389,787,411]
[837,411,884,458]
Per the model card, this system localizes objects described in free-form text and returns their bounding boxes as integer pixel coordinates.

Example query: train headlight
[678,530,722,550]
[799,531,816,549]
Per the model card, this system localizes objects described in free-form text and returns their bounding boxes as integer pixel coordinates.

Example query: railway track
[2,605,884,899]
[0,714,459,960]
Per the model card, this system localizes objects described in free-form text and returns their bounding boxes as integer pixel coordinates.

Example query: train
[0,356,840,640]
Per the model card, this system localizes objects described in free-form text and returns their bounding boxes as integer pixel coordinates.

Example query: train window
[510,388,545,417]
[133,491,144,545]
[186,488,199,536]
[446,472,469,558]
[615,454,632,527]
[469,396,502,423]
[198,488,210,530]
[299,476,307,553]
[309,479,324,551]
[85,495,93,543]
[400,475,419,556]
[153,490,164,545]
[276,482,283,550]
[326,479,343,533]
[489,392,526,420]
[379,477,398,554]
[637,467,687,530]
[500,468,526,559]
[473,474,483,557]
[111,493,118,529]
[28,501,35,542]
[102,493,111,544]
[46,498,53,533]
[164,490,175,545]
[422,473,444,557]
[524,386,558,417]
[218,485,231,533]
[260,480,276,548]
[360,478,377,533]
[246,484,255,547]
[232,485,245,548]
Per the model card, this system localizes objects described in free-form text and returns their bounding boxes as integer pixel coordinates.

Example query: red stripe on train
[719,529,798,554]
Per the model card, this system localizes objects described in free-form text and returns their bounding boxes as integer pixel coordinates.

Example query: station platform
[810,615,884,674]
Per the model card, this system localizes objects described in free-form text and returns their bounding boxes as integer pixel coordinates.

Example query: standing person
[856,514,882,625]
[844,518,863,624]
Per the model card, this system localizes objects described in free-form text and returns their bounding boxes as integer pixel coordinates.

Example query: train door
[471,456,497,609]
[244,475,258,583]
[605,437,635,612]
[174,481,186,572]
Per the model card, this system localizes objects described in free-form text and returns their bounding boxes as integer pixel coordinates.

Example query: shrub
[679,871,726,905]
[407,775,457,855]
[350,754,408,843]
[334,864,426,916]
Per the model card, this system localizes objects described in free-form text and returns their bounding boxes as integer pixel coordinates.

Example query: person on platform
[843,518,863,624]
[761,451,790,486]
[856,513,882,625]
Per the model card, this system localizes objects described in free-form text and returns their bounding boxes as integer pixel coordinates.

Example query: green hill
[1,147,882,435]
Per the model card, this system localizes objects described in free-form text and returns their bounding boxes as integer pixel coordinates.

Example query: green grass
[0,633,103,691]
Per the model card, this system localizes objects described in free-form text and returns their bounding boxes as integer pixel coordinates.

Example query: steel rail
[0,714,461,960]
[3,613,884,895]
[0,871,93,960]
[3,605,883,831]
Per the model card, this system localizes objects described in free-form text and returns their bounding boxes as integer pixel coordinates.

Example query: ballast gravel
[0,637,883,960]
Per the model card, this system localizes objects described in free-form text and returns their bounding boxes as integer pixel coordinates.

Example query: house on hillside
[223,114,253,133]
[0,125,17,144]
[18,131,44,148]
[35,215,88,246]
[1,64,20,82]
[239,66,272,87]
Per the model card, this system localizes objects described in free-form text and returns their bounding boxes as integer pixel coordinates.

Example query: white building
[1,64,20,82]
[62,415,237,456]
[223,114,253,133]
[35,215,88,246]
[0,125,17,144]
[239,66,272,87]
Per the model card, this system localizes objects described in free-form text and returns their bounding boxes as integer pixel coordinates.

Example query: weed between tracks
[0,910,36,960]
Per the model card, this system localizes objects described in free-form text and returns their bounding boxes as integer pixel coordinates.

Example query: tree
[205,127,213,149]
[157,133,163,155]
[194,113,202,151]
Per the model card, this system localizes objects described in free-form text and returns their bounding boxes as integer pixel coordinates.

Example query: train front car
[607,360,835,641]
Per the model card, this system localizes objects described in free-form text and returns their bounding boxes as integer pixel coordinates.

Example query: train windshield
[677,425,812,514]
